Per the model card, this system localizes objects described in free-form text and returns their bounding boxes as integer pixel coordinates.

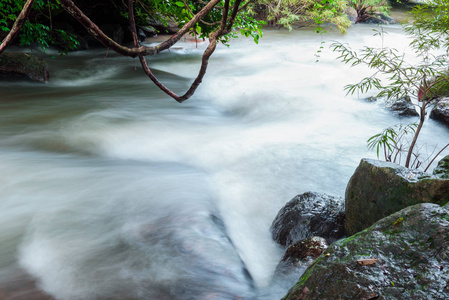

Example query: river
[0,24,448,299]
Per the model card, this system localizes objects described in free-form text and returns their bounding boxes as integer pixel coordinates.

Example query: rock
[283,203,449,300]
[100,24,124,44]
[271,192,345,247]
[430,97,449,127]
[362,13,397,24]
[434,155,449,179]
[0,53,49,82]
[87,24,124,48]
[147,17,179,34]
[345,158,449,236]
[387,96,419,117]
[363,96,377,102]
[275,237,328,277]
[345,7,358,23]
[138,25,158,38]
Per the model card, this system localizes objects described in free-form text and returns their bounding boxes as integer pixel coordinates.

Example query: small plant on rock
[332,0,449,170]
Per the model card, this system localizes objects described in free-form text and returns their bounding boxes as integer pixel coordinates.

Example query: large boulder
[345,158,449,236]
[0,53,49,82]
[283,203,449,300]
[271,192,345,247]
[430,97,449,127]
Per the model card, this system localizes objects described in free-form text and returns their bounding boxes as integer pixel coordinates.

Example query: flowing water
[1,24,448,299]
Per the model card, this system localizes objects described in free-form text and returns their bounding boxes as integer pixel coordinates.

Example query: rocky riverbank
[275,156,449,299]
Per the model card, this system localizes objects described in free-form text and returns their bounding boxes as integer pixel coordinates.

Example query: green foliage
[256,0,351,32]
[405,0,449,52]
[348,0,390,23]
[128,0,264,45]
[333,0,449,169]
[367,124,418,165]
[1,0,79,54]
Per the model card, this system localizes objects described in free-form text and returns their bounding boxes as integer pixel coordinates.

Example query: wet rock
[138,25,158,38]
[430,97,449,127]
[119,211,255,300]
[275,237,328,277]
[283,203,449,300]
[345,158,449,235]
[387,96,419,117]
[434,155,449,179]
[345,7,358,23]
[362,13,397,24]
[0,53,49,82]
[271,192,345,247]
[147,17,179,34]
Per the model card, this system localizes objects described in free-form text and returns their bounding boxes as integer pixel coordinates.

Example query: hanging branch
[58,0,222,57]
[2,0,248,102]
[128,0,245,102]
[0,0,36,54]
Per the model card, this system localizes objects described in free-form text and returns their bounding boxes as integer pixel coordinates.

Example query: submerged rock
[345,158,449,235]
[271,192,345,247]
[430,97,449,127]
[0,53,49,82]
[283,203,449,300]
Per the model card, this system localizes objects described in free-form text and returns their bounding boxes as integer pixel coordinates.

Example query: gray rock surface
[271,192,345,247]
[283,203,449,300]
[345,158,449,235]
[0,52,49,82]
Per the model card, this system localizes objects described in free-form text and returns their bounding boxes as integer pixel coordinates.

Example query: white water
[1,25,448,299]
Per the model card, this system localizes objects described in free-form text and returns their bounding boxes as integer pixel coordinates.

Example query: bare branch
[424,142,449,172]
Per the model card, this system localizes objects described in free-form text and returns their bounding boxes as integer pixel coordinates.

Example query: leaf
[357,258,380,266]
[175,1,184,7]
[393,217,403,226]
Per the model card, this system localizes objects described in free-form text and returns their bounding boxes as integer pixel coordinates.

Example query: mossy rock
[283,203,449,299]
[345,159,449,236]
[0,52,49,82]
[434,155,449,179]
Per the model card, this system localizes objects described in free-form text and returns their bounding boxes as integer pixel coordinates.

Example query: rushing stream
[1,24,449,299]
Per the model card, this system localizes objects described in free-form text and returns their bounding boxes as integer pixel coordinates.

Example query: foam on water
[1,25,449,299]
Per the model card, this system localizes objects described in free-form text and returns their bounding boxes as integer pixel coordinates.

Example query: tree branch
[0,0,36,54]
[58,0,222,57]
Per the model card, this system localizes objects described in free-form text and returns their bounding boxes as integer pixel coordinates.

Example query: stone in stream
[0,53,49,82]
[274,236,328,278]
[430,97,449,127]
[345,158,449,236]
[121,210,255,300]
[283,203,449,300]
[387,96,419,117]
[362,96,419,117]
[270,192,345,248]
